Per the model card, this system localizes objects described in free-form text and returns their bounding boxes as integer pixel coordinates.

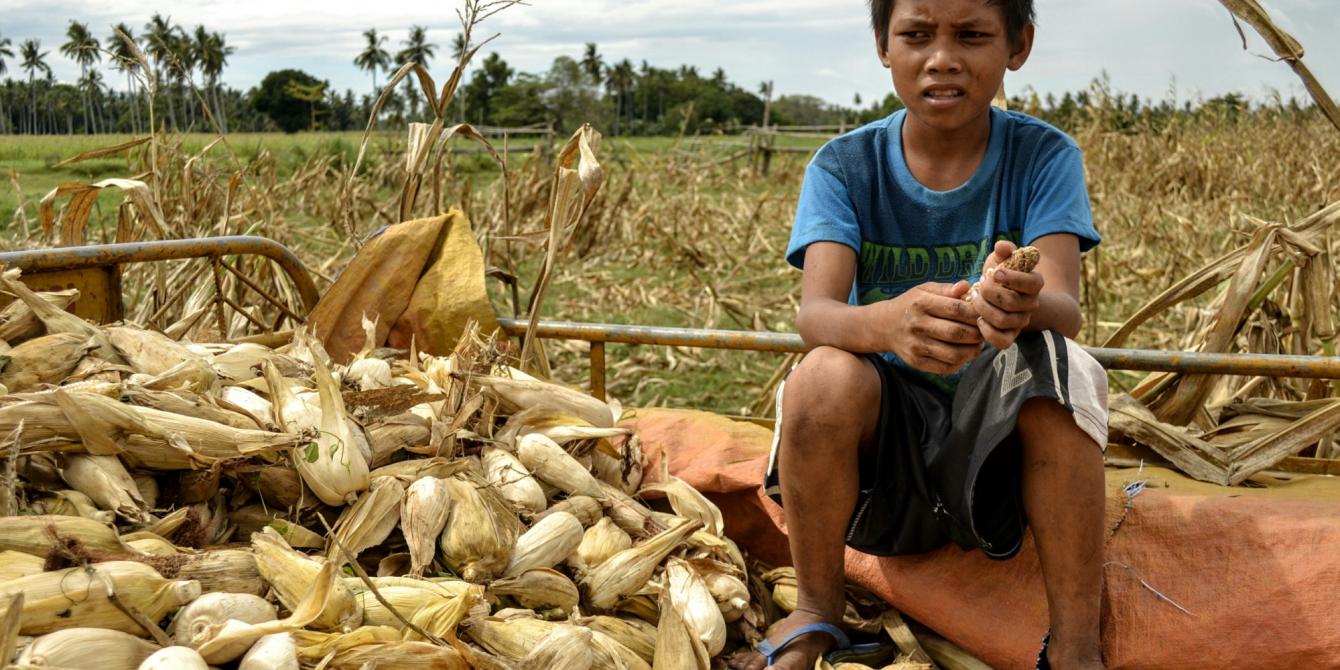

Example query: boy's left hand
[972,241,1043,349]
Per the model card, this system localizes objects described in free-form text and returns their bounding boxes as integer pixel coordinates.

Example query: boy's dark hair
[870,0,1035,51]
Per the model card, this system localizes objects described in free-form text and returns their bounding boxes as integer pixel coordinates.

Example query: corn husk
[122,386,251,431]
[170,592,277,648]
[438,473,521,583]
[17,627,160,669]
[466,617,647,669]
[663,558,726,656]
[519,625,594,670]
[652,591,710,670]
[505,510,583,576]
[107,326,202,377]
[400,476,451,576]
[0,561,199,635]
[290,355,369,505]
[232,506,325,549]
[516,433,604,498]
[641,472,723,537]
[578,615,657,664]
[125,533,181,556]
[482,445,547,513]
[325,640,470,669]
[402,585,484,642]
[0,332,97,391]
[700,569,750,623]
[475,372,616,428]
[0,513,131,556]
[131,473,160,508]
[31,489,115,524]
[60,453,149,523]
[195,561,340,664]
[488,568,581,614]
[582,519,701,611]
[0,551,46,583]
[573,516,633,572]
[534,494,603,527]
[764,567,882,634]
[218,385,277,431]
[0,268,119,362]
[137,645,209,670]
[238,632,299,670]
[0,286,77,342]
[173,548,265,596]
[327,475,405,562]
[251,527,362,631]
[291,625,400,660]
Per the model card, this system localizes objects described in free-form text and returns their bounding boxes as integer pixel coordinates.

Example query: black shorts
[763,330,1108,559]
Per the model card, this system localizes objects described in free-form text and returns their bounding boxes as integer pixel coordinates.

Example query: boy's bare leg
[728,347,881,670]
[1017,397,1107,670]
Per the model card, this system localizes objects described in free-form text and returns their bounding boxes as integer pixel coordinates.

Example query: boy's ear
[876,34,891,69]
[1008,23,1035,71]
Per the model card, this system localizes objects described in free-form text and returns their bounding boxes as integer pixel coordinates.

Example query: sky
[4,0,1338,109]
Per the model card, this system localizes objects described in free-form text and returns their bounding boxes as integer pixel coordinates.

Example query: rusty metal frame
[0,237,321,324]
[495,317,1340,401]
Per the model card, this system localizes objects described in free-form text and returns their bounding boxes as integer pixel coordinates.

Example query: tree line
[0,18,1321,137]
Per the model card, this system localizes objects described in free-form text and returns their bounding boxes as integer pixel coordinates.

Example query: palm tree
[395,25,436,119]
[61,21,101,133]
[19,39,51,134]
[0,35,14,133]
[354,29,391,100]
[144,13,179,130]
[193,26,233,130]
[581,42,603,86]
[108,23,142,133]
[80,68,107,132]
[450,33,467,62]
[169,29,197,129]
[607,59,635,135]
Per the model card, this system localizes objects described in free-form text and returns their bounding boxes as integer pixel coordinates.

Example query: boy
[728,1,1108,669]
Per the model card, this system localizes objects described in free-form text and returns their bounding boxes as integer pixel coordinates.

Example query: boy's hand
[885,281,984,375]
[973,241,1044,349]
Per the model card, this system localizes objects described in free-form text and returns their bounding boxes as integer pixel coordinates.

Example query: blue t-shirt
[787,107,1100,390]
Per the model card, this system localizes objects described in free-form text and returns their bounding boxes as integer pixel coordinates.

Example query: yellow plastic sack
[388,209,500,355]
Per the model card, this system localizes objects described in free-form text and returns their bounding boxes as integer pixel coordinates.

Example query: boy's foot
[727,610,835,670]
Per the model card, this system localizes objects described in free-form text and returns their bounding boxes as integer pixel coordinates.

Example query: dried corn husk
[700,569,750,623]
[573,517,633,572]
[582,519,701,611]
[355,586,453,629]
[476,373,615,428]
[466,617,646,669]
[195,561,340,664]
[31,489,115,523]
[60,453,149,522]
[170,592,277,648]
[0,514,130,556]
[402,585,484,642]
[17,627,159,669]
[0,286,77,342]
[0,551,46,582]
[641,472,723,537]
[291,625,400,660]
[520,625,594,670]
[0,268,119,362]
[238,632,299,670]
[482,445,547,513]
[534,494,603,526]
[506,510,583,576]
[291,355,369,505]
[0,332,96,391]
[327,475,405,562]
[107,326,202,377]
[578,615,656,664]
[516,433,603,498]
[652,591,710,670]
[663,558,726,656]
[137,645,209,670]
[488,568,581,614]
[400,475,451,576]
[0,561,200,635]
[217,385,277,430]
[251,528,362,631]
[764,567,882,634]
[438,473,521,583]
[124,532,181,556]
[174,548,265,596]
[325,640,470,669]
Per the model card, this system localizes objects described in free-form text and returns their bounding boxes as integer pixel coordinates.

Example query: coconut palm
[193,26,233,130]
[354,29,391,100]
[0,35,13,133]
[19,39,51,133]
[61,21,101,133]
[168,29,197,129]
[581,42,603,86]
[144,13,180,130]
[395,25,436,119]
[79,68,107,132]
[108,23,142,133]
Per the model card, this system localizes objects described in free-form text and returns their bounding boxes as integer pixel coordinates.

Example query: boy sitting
[729,1,1109,669]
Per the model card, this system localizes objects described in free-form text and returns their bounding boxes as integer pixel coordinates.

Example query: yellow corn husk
[132,355,217,394]
[237,632,299,670]
[106,326,203,377]
[614,593,660,624]
[581,519,701,611]
[88,399,301,470]
[516,433,603,499]
[173,548,266,596]
[31,489,115,523]
[477,371,616,428]
[652,591,710,670]
[327,475,405,562]
[572,516,633,573]
[699,569,750,623]
[16,627,160,669]
[354,585,453,629]
[401,475,451,576]
[0,286,77,343]
[367,418,431,467]
[664,558,727,656]
[0,332,97,391]
[591,445,642,496]
[466,617,647,670]
[533,494,603,527]
[438,473,521,583]
[578,615,656,664]
[137,645,210,670]
[263,361,319,432]
[131,473,159,508]
[291,355,369,506]
[0,551,46,583]
[170,592,277,648]
[506,510,583,576]
[122,386,258,431]
[351,577,471,597]
[482,445,547,513]
[195,561,340,664]
[218,385,277,431]
[0,514,130,556]
[402,584,484,643]
[641,472,723,537]
[489,568,580,614]
[519,625,594,670]
[326,640,470,669]
[0,561,199,635]
[59,453,149,523]
[125,533,182,556]
[497,408,630,450]
[251,527,363,631]
[292,625,400,660]
[0,269,119,362]
[0,592,23,668]
[763,567,882,634]
[210,342,285,382]
[232,506,325,549]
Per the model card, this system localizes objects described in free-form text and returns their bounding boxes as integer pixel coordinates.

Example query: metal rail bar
[0,236,320,313]
[497,318,1340,399]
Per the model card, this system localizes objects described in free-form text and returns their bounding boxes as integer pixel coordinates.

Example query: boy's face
[877,0,1033,135]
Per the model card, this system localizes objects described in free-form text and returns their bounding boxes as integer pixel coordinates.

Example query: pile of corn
[0,268,789,669]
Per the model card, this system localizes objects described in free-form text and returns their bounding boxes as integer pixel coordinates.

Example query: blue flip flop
[756,622,884,666]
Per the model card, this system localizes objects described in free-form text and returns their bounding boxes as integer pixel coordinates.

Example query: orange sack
[624,408,1340,669]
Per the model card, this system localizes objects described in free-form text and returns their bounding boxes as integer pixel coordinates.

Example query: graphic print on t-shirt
[856,231,1021,305]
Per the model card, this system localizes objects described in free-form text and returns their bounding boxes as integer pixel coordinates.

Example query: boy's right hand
[884,281,985,375]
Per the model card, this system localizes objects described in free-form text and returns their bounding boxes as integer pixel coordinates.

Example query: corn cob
[482,445,547,513]
[488,568,581,615]
[59,453,149,523]
[572,516,633,573]
[518,625,593,670]
[291,355,369,506]
[965,245,1040,302]
[0,332,97,391]
[581,519,701,611]
[505,510,584,576]
[137,645,210,670]
[326,475,405,562]
[652,591,710,670]
[170,592,277,648]
[251,527,362,631]
[0,286,77,343]
[438,473,521,583]
[400,475,451,576]
[0,561,200,635]
[664,558,727,656]
[16,627,160,669]
[0,514,130,556]
[0,268,121,363]
[237,632,299,670]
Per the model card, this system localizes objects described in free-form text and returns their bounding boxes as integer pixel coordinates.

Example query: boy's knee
[781,347,880,435]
